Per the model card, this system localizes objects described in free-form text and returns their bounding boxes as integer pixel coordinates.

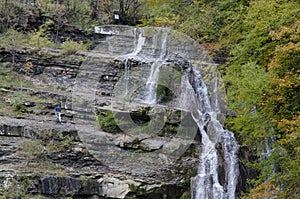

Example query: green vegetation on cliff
[142,0,300,198]
[1,0,299,198]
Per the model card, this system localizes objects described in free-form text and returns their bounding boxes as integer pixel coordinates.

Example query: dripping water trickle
[122,28,146,97]
[144,29,169,104]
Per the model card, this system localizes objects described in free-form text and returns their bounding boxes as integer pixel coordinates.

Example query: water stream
[187,68,239,199]
[123,29,146,96]
[144,29,169,104]
[119,26,240,198]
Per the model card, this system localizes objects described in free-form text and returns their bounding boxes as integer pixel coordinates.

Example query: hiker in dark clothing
[55,105,62,123]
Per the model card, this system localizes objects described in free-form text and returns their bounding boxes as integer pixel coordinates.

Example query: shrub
[61,39,88,55]
[27,20,55,49]
[12,97,28,113]
[18,139,44,160]
[97,111,122,133]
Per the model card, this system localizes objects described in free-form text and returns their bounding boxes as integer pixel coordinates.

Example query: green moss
[179,191,190,199]
[128,183,139,192]
[97,111,122,133]
[156,84,174,103]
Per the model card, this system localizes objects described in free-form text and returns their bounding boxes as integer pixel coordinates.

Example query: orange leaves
[245,180,279,199]
[278,115,300,152]
[272,71,299,90]
[263,20,300,123]
[278,115,300,133]
[269,20,300,42]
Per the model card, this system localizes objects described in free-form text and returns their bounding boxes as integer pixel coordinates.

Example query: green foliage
[18,139,44,160]
[156,84,174,103]
[28,20,55,49]
[156,66,181,103]
[140,0,298,197]
[141,0,249,43]
[61,39,88,55]
[225,0,300,67]
[128,183,139,192]
[178,164,197,199]
[179,192,191,199]
[0,66,21,87]
[221,1,300,197]
[0,28,27,50]
[0,22,89,58]
[59,133,75,149]
[0,0,142,32]
[97,111,122,133]
[0,28,28,63]
[0,0,34,31]
[0,0,299,197]
[0,177,37,199]
[224,62,270,149]
[12,97,28,113]
[158,123,178,137]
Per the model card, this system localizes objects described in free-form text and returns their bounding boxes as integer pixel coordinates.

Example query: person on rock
[54,105,62,123]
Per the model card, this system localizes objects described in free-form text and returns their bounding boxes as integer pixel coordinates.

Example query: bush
[18,139,44,160]
[12,97,28,113]
[97,111,122,133]
[61,39,88,55]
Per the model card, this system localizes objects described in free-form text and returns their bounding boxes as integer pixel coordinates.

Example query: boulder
[101,175,140,199]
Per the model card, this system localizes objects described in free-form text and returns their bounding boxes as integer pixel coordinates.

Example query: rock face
[0,25,242,198]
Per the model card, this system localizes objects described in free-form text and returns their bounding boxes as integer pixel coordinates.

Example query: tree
[0,29,26,65]
[117,0,142,25]
[262,21,300,198]
[222,1,300,197]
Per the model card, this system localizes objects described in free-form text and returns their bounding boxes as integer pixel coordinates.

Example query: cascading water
[260,135,277,178]
[72,25,242,199]
[124,58,130,96]
[123,29,146,97]
[187,68,239,199]
[150,29,159,56]
[114,26,240,198]
[144,29,169,104]
[132,29,146,56]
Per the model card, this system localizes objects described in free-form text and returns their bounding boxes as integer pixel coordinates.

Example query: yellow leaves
[24,58,33,76]
[278,115,300,138]
[266,21,300,121]
[146,0,170,7]
[278,115,300,155]
[154,15,181,27]
[290,34,300,41]
[245,180,279,199]
[269,20,300,42]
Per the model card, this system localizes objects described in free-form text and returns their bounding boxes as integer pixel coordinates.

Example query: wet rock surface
[0,25,241,198]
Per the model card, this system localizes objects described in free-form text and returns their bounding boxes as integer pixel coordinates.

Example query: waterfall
[109,26,240,198]
[132,29,146,56]
[124,58,130,96]
[144,29,169,104]
[188,68,239,199]
[260,135,277,178]
[151,29,159,56]
[123,29,146,97]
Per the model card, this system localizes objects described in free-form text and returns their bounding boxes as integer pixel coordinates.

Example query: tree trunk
[91,0,98,19]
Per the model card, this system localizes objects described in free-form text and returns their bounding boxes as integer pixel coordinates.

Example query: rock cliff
[0,25,229,198]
